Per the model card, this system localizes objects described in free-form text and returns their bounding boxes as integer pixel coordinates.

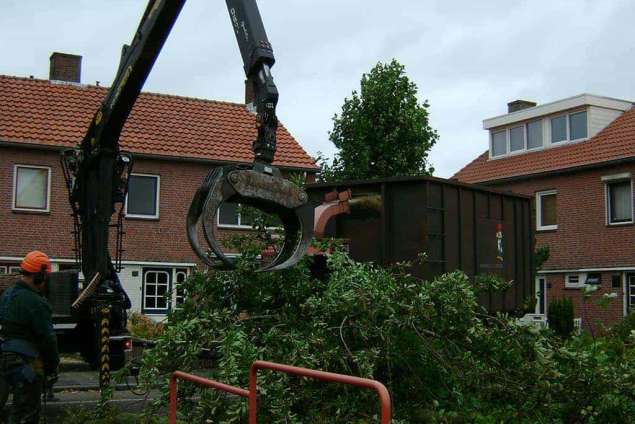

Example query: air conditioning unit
[518,313,548,329]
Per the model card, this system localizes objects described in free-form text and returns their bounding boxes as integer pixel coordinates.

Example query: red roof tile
[453,106,635,183]
[0,75,317,170]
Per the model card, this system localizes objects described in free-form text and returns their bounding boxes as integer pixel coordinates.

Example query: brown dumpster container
[307,176,534,313]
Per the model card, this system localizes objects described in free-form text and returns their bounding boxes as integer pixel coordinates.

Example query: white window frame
[8,266,21,274]
[549,113,569,144]
[490,129,508,158]
[568,110,588,142]
[0,266,6,275]
[509,125,526,153]
[550,109,588,144]
[536,190,558,231]
[489,109,588,159]
[142,269,170,313]
[12,165,52,213]
[489,120,544,159]
[217,202,253,229]
[173,268,188,308]
[526,119,544,151]
[125,173,160,219]
[603,175,633,226]
[565,273,586,289]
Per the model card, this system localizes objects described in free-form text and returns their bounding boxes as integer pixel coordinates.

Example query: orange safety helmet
[20,251,52,274]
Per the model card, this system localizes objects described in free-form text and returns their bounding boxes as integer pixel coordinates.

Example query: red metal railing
[168,370,250,423]
[249,360,392,423]
[168,361,392,424]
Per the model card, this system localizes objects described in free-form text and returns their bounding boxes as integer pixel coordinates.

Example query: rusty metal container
[307,176,534,313]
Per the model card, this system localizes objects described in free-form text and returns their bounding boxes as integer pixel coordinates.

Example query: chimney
[49,52,82,83]
[507,99,537,113]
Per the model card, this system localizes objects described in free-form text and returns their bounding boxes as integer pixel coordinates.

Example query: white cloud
[2,0,634,177]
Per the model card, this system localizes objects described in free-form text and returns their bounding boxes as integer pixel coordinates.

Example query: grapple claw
[187,166,312,271]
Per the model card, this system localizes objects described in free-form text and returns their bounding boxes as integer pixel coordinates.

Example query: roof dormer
[484,94,633,159]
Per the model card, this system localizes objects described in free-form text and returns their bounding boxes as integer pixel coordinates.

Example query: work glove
[45,372,58,389]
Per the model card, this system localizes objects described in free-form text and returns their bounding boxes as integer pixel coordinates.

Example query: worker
[0,251,60,423]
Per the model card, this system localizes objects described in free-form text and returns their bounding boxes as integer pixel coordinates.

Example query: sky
[1,0,634,178]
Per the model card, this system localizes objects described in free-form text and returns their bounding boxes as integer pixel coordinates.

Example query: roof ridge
[0,74,248,108]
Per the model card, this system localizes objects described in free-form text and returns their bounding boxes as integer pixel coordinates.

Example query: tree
[319,59,438,182]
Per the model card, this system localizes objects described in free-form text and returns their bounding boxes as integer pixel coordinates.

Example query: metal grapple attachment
[187,165,313,272]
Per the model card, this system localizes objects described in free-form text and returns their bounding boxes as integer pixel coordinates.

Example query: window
[126,174,160,219]
[527,119,543,149]
[217,202,254,228]
[8,266,21,274]
[606,180,633,225]
[13,165,51,212]
[585,273,601,285]
[551,110,588,144]
[550,115,567,143]
[174,269,187,307]
[569,111,587,140]
[509,126,525,152]
[491,130,507,157]
[536,190,557,231]
[0,266,6,275]
[143,269,170,313]
[566,273,585,288]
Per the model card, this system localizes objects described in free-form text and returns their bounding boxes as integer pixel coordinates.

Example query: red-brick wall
[544,272,626,335]
[487,164,634,327]
[0,145,274,264]
[490,163,635,270]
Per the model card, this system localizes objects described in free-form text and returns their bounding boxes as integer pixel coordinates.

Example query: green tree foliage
[132,241,635,423]
[534,245,550,273]
[319,59,438,182]
[549,297,575,339]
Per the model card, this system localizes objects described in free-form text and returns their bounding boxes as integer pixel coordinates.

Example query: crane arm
[62,0,312,284]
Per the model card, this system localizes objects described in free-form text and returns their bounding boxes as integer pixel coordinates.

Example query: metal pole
[248,365,258,424]
[99,305,111,390]
[168,374,178,424]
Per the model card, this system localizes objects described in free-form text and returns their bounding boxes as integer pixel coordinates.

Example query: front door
[627,273,635,314]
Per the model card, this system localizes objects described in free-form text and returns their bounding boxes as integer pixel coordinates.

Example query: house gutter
[0,139,318,174]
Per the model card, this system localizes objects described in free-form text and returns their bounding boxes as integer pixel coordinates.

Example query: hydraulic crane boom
[61,0,312,288]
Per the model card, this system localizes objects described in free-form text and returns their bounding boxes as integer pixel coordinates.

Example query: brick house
[453,94,635,332]
[0,53,316,318]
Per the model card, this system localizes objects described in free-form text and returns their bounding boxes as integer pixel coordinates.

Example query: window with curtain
[527,119,543,149]
[509,126,525,152]
[607,180,633,224]
[491,130,507,157]
[550,115,567,143]
[14,165,50,211]
[569,111,588,140]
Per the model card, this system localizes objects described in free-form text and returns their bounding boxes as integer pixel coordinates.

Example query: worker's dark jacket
[0,281,60,374]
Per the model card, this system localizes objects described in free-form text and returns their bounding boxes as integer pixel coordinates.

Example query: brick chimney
[49,52,82,83]
[507,99,537,113]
